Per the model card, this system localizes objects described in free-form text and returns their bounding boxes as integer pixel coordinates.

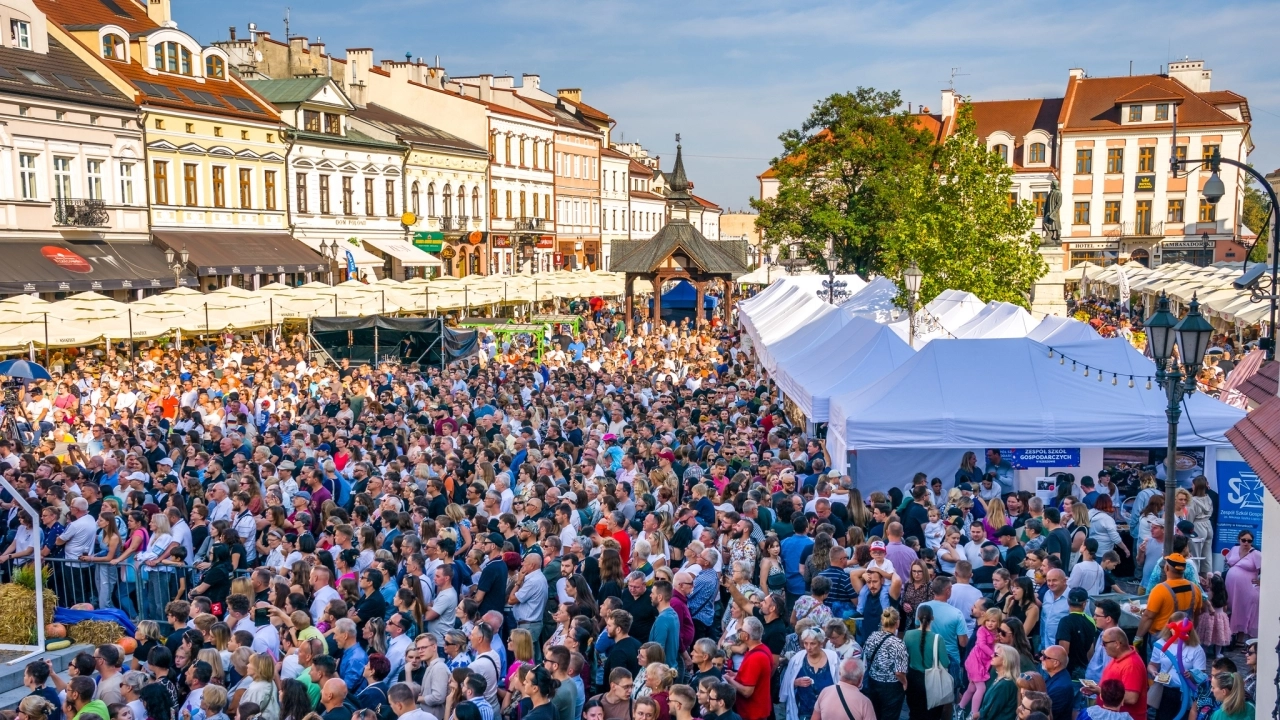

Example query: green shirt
[903,629,949,672]
[298,669,322,707]
[1210,703,1255,720]
[74,701,110,720]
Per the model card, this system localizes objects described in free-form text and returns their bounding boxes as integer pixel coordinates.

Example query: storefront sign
[492,235,511,248]
[467,231,485,245]
[537,235,555,249]
[1162,240,1217,249]
[1006,448,1081,468]
[1069,241,1120,251]
[40,246,92,273]
[1215,453,1265,551]
[413,231,444,252]
[1134,175,1156,192]
[440,246,456,260]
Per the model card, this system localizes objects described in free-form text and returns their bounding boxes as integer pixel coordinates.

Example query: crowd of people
[0,298,1262,720]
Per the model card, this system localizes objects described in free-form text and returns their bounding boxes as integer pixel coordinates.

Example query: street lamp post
[1145,291,1214,556]
[163,244,190,289]
[1172,147,1280,359]
[903,262,923,348]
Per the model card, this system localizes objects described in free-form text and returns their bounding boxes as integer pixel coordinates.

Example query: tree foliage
[1242,174,1271,263]
[752,90,1046,307]
[751,88,934,277]
[880,104,1044,307]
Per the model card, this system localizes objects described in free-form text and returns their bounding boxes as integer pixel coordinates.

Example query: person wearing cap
[1055,586,1097,677]
[472,532,510,617]
[1135,552,1203,649]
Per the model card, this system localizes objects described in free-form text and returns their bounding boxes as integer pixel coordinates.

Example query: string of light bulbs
[1045,346,1156,389]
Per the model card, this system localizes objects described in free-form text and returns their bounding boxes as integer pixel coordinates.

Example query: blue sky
[177,0,1280,212]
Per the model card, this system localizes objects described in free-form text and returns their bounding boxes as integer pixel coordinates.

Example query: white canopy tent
[838,276,901,323]
[737,265,795,285]
[758,302,855,374]
[1026,315,1102,345]
[826,337,1246,492]
[888,289,985,346]
[751,291,833,349]
[951,301,1037,339]
[772,317,915,422]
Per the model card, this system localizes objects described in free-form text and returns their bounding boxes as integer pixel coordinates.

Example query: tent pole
[374,324,379,366]
[334,295,338,316]
[128,309,134,366]
[464,287,469,318]
[380,290,385,315]
[269,298,275,349]
[41,313,48,366]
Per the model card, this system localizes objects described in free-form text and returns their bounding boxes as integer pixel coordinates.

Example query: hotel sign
[1134,175,1156,192]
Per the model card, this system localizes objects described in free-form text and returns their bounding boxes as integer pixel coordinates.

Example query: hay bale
[67,620,124,647]
[0,583,56,645]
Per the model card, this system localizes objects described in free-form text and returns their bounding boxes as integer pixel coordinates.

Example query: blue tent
[650,280,717,322]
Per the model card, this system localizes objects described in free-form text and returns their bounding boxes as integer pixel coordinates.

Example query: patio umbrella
[0,359,51,380]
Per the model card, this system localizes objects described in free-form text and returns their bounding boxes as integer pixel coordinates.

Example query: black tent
[310,316,478,367]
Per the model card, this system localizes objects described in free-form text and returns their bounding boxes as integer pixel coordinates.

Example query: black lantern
[1145,292,1178,369]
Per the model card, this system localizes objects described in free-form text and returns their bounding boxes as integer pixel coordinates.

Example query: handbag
[924,634,955,709]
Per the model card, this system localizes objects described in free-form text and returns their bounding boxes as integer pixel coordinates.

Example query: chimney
[290,36,308,53]
[1068,68,1086,80]
[940,88,956,121]
[147,0,173,27]
[229,26,236,41]
[424,65,445,90]
[478,74,492,102]
[522,74,540,91]
[558,88,581,103]
[311,40,325,57]
[346,48,373,93]
[493,76,514,89]
[1168,60,1211,92]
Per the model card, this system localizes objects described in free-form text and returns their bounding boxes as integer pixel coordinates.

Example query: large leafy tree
[1242,174,1271,263]
[881,104,1045,307]
[751,88,935,277]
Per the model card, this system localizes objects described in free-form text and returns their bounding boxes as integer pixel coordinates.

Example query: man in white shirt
[167,507,194,564]
[388,681,439,720]
[466,622,503,706]
[56,498,98,604]
[509,553,548,658]
[384,613,413,681]
[207,483,233,524]
[231,491,257,563]
[946,561,986,635]
[309,566,341,624]
[427,565,459,636]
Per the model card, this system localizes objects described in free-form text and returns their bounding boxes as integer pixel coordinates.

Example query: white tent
[888,289,985,345]
[740,283,822,347]
[759,302,853,374]
[1026,315,1102,345]
[737,265,793,285]
[751,291,832,349]
[838,276,901,323]
[951,301,1037,339]
[773,317,914,422]
[826,337,1245,485]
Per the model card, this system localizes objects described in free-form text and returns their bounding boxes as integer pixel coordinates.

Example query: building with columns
[600,146,631,270]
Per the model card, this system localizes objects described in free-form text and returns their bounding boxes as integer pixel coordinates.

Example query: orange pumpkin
[44,623,66,639]
[118,636,137,655]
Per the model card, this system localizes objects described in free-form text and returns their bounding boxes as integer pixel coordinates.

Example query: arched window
[426,182,436,216]
[442,183,452,216]
[411,182,420,216]
[205,55,225,79]
[456,185,465,217]
[102,34,125,60]
[153,42,193,75]
[472,187,480,217]
[993,144,1009,163]
[1029,143,1046,164]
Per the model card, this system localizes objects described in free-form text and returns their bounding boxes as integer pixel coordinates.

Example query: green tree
[750,88,935,277]
[1242,175,1271,263]
[881,104,1044,307]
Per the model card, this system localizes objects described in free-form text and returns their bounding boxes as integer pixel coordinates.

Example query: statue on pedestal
[1041,180,1062,247]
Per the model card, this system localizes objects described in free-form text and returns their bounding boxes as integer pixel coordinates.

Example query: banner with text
[1006,448,1082,469]
[1214,449,1265,551]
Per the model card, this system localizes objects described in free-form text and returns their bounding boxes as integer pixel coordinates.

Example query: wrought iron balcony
[441,216,455,231]
[54,197,109,227]
[515,216,544,231]
[1103,221,1164,238]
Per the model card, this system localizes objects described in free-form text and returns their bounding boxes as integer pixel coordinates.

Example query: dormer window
[1128,105,1142,122]
[1155,104,1169,121]
[1028,143,1046,164]
[205,55,225,79]
[303,110,320,132]
[993,144,1009,163]
[102,34,125,60]
[324,113,340,135]
[10,20,30,50]
[154,42,193,76]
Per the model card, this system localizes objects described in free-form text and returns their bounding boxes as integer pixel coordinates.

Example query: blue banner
[1214,459,1265,551]
[1007,447,1081,468]
[345,250,358,277]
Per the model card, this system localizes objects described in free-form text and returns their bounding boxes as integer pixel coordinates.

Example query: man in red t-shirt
[1089,627,1147,720]
[724,616,774,720]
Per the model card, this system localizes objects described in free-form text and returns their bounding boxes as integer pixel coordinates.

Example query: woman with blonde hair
[1209,672,1253,720]
[506,627,535,684]
[1149,612,1206,720]
[976,645,1021,720]
[846,489,871,531]
[239,653,279,720]
[17,694,55,720]
[643,663,679,720]
[983,498,1010,541]
[197,647,226,687]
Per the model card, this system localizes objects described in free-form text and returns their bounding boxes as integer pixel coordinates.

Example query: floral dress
[793,594,834,629]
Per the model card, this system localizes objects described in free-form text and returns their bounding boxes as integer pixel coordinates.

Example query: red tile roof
[36,0,277,120]
[628,159,653,175]
[630,190,665,201]
[1114,83,1184,103]
[758,167,777,179]
[1225,395,1280,503]
[967,98,1064,171]
[691,193,720,210]
[573,98,612,122]
[600,146,630,159]
[1060,74,1242,131]
[1239,359,1278,406]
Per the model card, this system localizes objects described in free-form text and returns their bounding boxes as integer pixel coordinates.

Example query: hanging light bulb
[1099,370,1104,382]
[1048,348,1054,358]
[1112,374,1117,385]
[1146,378,1152,390]
[1128,377,1134,388]
[1060,356,1065,365]
[1071,361,1076,371]
[1084,366,1089,377]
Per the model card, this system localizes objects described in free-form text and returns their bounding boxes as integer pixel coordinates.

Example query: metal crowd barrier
[13,556,198,621]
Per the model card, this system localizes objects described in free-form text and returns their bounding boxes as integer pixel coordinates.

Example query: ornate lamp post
[1145,291,1214,556]
[903,262,923,348]
[163,245,189,288]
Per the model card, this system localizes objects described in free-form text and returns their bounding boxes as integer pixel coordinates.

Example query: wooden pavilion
[609,142,750,329]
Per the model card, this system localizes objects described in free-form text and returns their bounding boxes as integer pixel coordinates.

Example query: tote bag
[925,633,955,709]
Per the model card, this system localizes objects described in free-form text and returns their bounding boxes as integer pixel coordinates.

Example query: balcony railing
[54,197,109,227]
[1103,220,1164,238]
[515,216,544,231]
[441,216,455,231]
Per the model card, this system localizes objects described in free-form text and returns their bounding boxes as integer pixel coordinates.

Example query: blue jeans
[143,570,173,621]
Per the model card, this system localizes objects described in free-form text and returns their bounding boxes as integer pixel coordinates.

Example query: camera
[1233,263,1268,291]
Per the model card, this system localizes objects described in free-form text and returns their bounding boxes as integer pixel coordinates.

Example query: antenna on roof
[946,67,968,90]
[283,7,290,39]
[1130,60,1133,76]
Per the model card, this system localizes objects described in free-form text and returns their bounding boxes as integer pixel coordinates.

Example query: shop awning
[153,231,327,275]
[0,240,195,294]
[295,238,384,270]
[362,238,444,267]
